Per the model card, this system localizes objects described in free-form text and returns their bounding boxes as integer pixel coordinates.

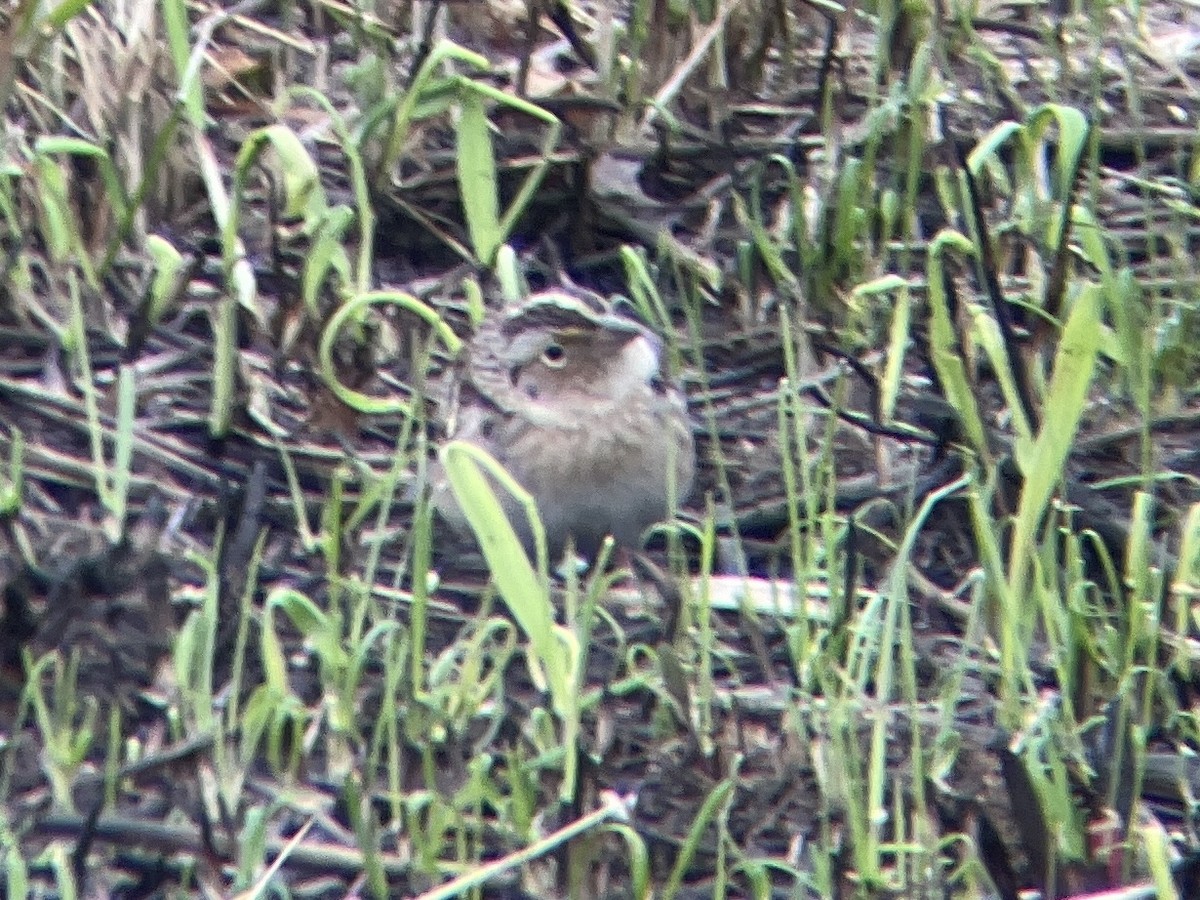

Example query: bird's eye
[541,342,566,367]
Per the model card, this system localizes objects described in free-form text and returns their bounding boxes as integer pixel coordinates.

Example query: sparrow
[434,289,695,559]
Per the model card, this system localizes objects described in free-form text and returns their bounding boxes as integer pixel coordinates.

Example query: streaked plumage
[435,290,694,558]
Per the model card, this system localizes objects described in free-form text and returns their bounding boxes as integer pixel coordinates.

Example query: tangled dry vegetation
[1,0,1200,897]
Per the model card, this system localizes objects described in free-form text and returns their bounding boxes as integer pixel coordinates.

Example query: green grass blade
[1009,284,1101,597]
[456,87,502,265]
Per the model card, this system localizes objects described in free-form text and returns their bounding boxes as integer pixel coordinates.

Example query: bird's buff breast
[456,393,693,552]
